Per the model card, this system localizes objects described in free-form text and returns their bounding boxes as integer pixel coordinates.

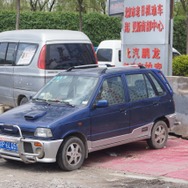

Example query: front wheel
[147,121,168,149]
[57,137,85,171]
[19,97,28,105]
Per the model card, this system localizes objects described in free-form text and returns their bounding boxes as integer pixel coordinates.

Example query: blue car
[0,65,176,171]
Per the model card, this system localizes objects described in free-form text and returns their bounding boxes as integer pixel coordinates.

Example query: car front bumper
[0,125,63,163]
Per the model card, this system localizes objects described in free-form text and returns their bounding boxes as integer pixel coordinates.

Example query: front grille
[0,125,34,138]
[0,126,20,137]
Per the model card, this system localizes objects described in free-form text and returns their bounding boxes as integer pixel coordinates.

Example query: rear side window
[148,73,165,96]
[0,42,17,65]
[46,43,96,70]
[97,49,112,62]
[126,74,156,102]
[15,43,38,65]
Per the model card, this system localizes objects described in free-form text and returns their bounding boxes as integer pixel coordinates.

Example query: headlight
[34,128,53,138]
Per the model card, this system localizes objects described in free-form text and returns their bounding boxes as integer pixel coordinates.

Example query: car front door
[0,42,17,106]
[90,75,130,148]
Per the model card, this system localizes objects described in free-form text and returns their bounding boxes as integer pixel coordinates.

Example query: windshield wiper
[32,98,75,107]
[61,100,75,107]
[46,99,62,103]
[46,99,75,107]
[32,98,47,103]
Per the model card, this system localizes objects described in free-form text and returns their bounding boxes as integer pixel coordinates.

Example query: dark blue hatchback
[0,65,176,171]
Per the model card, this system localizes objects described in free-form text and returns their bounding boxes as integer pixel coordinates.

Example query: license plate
[0,141,18,152]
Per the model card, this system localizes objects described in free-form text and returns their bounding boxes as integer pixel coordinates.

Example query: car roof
[0,29,90,42]
[59,66,155,77]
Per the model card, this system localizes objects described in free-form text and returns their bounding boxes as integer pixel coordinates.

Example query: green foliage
[0,11,121,46]
[173,55,188,76]
[0,11,186,50]
[83,13,121,46]
[173,16,186,54]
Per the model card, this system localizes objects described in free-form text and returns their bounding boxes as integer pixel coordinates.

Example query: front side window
[15,43,38,65]
[95,76,125,106]
[33,75,98,106]
[46,43,96,69]
[97,49,112,62]
[126,74,156,102]
[0,42,17,65]
[0,43,8,65]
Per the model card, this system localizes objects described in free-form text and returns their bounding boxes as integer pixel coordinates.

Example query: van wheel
[147,121,168,149]
[19,97,28,105]
[57,137,85,171]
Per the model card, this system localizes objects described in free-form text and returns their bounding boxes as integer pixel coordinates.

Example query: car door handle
[153,102,159,106]
[120,108,126,112]
[120,108,126,115]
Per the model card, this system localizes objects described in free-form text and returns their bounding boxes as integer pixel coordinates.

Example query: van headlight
[34,128,53,138]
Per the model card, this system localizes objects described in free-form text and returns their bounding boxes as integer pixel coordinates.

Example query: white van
[96,40,121,66]
[0,29,97,107]
[96,40,181,66]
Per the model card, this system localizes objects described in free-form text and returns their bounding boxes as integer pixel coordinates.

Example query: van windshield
[33,75,98,106]
[46,43,96,69]
[97,49,112,62]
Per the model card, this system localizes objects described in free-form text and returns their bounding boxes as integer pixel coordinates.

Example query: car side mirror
[94,100,108,108]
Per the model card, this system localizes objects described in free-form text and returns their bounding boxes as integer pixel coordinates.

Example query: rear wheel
[57,137,85,171]
[147,121,168,149]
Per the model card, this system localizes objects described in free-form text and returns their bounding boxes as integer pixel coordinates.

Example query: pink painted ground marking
[85,137,188,181]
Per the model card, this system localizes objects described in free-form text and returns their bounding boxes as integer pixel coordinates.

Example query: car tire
[147,121,168,149]
[19,97,28,105]
[57,137,85,171]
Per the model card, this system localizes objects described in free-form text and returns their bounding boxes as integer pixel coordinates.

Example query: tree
[29,0,57,11]
[16,0,20,30]
[179,0,188,54]
[55,0,107,31]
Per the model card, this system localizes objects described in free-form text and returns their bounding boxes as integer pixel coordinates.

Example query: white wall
[167,76,188,138]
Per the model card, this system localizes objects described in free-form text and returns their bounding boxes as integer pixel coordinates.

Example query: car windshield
[33,74,98,106]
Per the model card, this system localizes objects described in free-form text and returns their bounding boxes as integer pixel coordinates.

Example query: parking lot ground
[1,136,188,187]
[85,136,188,182]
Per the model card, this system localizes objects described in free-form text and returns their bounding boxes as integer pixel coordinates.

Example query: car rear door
[0,42,17,106]
[125,73,163,133]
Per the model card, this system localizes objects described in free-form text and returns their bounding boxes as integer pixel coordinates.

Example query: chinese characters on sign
[122,0,172,75]
[124,4,164,18]
[124,4,165,33]
[124,20,164,33]
[124,47,162,70]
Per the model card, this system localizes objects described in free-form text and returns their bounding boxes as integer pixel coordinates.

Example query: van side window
[15,43,38,65]
[46,43,96,69]
[0,43,8,65]
[126,74,156,102]
[96,76,125,105]
[148,73,165,96]
[6,43,17,65]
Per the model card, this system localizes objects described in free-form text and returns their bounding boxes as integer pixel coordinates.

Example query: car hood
[0,102,83,129]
